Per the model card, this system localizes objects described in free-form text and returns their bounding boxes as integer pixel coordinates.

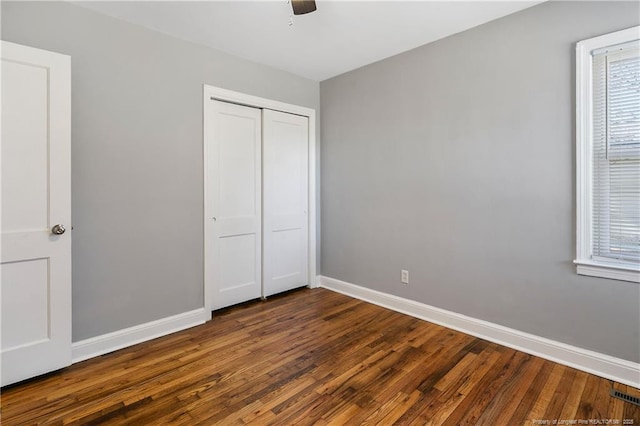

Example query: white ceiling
[76,1,542,81]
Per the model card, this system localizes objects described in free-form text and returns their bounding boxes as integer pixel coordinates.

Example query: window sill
[574,259,640,283]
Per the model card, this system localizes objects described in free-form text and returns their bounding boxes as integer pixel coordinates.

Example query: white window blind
[591,45,640,264]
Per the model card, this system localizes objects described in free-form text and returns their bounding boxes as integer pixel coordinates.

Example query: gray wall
[320,1,640,362]
[2,1,320,341]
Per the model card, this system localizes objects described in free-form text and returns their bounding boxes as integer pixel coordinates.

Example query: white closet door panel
[218,113,259,219]
[207,100,262,309]
[262,110,309,297]
[218,234,258,297]
[1,41,72,386]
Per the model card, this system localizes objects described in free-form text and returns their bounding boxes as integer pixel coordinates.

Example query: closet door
[207,101,262,309]
[262,110,309,297]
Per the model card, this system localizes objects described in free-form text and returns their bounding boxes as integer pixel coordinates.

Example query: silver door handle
[51,224,66,235]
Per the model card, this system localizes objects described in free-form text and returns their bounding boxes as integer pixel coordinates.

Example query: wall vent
[610,388,640,406]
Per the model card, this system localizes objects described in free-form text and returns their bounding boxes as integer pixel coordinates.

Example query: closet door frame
[203,85,317,314]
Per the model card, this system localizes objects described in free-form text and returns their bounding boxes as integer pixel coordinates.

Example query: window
[576,26,640,283]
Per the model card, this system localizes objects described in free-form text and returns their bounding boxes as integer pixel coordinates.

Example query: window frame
[575,26,640,283]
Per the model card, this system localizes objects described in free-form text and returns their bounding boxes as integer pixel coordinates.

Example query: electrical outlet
[401,270,409,284]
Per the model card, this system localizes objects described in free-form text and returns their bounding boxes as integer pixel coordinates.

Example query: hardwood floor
[1,288,638,425]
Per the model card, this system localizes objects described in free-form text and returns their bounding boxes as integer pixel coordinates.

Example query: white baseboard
[72,308,210,363]
[318,275,640,389]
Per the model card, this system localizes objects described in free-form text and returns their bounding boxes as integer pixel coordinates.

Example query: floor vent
[610,388,640,406]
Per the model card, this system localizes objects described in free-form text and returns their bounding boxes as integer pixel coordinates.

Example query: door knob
[51,224,66,235]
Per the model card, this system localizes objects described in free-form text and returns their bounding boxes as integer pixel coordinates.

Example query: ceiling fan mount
[291,0,317,16]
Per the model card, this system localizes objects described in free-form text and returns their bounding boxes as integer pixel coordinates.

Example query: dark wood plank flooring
[1,288,638,425]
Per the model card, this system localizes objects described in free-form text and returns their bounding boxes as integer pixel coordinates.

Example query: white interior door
[1,41,72,386]
[262,109,309,297]
[206,100,262,310]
